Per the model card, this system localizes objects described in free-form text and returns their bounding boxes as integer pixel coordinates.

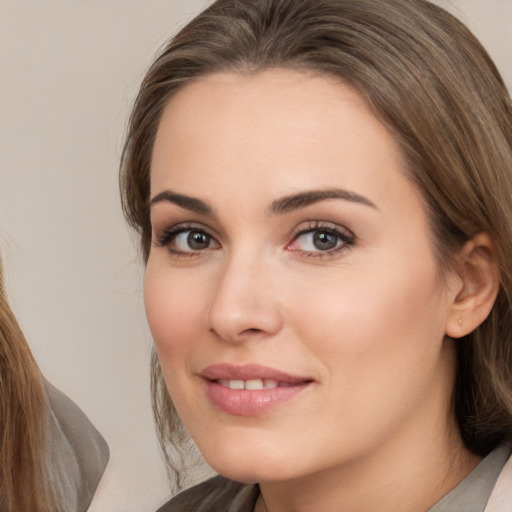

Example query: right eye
[156,225,220,256]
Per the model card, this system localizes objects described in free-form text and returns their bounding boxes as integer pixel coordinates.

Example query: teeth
[245,379,264,390]
[217,378,281,390]
[229,380,245,390]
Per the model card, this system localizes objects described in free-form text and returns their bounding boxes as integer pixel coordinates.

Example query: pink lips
[201,364,313,416]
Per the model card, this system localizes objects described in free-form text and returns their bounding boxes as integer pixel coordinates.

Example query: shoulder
[45,380,110,510]
[156,475,258,512]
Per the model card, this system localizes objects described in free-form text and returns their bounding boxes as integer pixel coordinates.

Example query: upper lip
[201,363,312,384]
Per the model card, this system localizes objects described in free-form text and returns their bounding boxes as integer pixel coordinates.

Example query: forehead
[150,69,413,211]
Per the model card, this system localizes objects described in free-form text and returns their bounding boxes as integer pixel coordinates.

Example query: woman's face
[145,69,459,484]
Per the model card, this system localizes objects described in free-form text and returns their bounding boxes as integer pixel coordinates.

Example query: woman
[0,257,109,512]
[120,0,512,510]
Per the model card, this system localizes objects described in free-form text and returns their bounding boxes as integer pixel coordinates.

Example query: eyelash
[154,221,355,259]
[288,221,355,259]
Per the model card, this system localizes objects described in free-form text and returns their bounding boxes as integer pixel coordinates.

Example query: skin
[145,69,480,512]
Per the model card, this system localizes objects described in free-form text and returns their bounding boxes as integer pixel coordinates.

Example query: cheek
[144,260,206,363]
[289,252,448,381]
[285,259,451,452]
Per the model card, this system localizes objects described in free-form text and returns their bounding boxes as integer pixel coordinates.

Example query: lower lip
[204,380,311,416]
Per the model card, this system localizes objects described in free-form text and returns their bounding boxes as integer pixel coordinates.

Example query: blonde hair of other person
[0,259,82,512]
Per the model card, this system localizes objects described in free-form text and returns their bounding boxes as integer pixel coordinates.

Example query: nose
[207,252,283,344]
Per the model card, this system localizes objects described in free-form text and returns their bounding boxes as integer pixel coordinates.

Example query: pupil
[188,231,209,250]
[313,231,337,250]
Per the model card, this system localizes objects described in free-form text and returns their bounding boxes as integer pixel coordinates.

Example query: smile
[200,364,313,416]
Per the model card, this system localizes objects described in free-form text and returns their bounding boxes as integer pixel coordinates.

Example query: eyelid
[290,220,355,239]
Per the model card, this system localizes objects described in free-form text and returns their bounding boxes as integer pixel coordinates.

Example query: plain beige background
[0,1,511,511]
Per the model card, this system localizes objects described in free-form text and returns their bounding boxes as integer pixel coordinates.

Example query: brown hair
[120,0,512,487]
[0,259,80,511]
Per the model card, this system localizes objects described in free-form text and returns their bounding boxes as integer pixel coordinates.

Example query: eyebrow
[150,190,212,214]
[149,187,376,216]
[269,188,376,214]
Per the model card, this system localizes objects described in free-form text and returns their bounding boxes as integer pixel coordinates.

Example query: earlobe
[445,233,500,339]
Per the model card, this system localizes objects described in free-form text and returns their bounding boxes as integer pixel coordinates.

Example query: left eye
[289,227,353,254]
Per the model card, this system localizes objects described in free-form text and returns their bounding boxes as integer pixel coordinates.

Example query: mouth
[200,364,314,416]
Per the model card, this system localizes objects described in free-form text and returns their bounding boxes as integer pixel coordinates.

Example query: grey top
[157,444,511,512]
[428,443,511,512]
[46,381,110,511]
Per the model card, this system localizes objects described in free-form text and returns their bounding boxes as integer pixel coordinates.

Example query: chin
[200,442,298,484]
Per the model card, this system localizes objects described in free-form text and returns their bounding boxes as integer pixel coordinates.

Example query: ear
[445,233,500,339]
